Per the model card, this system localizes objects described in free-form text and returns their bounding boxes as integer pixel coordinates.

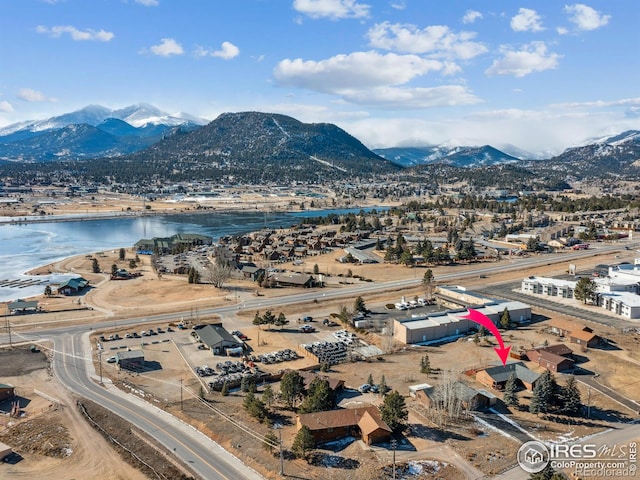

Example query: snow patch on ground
[319,436,356,451]
[488,407,539,440]
[473,416,516,440]
[405,460,446,476]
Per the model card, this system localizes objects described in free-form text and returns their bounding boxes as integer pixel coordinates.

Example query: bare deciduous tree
[204,260,232,288]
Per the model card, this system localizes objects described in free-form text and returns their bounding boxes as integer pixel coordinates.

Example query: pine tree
[503,373,519,407]
[560,376,582,416]
[380,390,408,432]
[530,371,554,415]
[253,311,263,329]
[280,370,305,409]
[262,310,276,330]
[262,385,275,408]
[292,426,315,460]
[298,378,335,414]
[92,258,101,273]
[422,269,435,300]
[354,296,366,313]
[420,354,432,375]
[500,307,512,330]
[366,373,374,386]
[274,312,289,329]
[379,375,387,395]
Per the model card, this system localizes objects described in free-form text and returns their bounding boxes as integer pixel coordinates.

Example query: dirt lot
[88,308,629,478]
[0,346,156,480]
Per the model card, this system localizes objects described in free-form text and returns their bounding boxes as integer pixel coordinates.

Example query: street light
[391,439,397,480]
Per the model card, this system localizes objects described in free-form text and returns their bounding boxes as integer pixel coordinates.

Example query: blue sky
[0,0,636,155]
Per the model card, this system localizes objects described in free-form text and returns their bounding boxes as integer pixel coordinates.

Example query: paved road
[53,332,264,480]
[496,422,640,479]
[575,375,640,416]
[479,281,640,332]
[2,240,636,479]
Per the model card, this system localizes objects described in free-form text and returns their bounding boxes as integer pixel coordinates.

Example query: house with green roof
[55,277,89,296]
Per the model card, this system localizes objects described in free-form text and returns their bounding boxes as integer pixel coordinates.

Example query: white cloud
[292,0,370,20]
[212,42,240,60]
[485,41,560,77]
[196,42,240,60]
[556,26,569,35]
[0,101,13,112]
[146,38,184,56]
[564,4,610,31]
[550,97,640,109]
[462,10,483,24]
[36,25,114,41]
[274,51,479,108]
[366,22,487,60]
[274,51,446,92]
[17,88,56,102]
[510,8,544,32]
[339,85,481,108]
[344,106,637,155]
[390,1,405,10]
[135,0,159,5]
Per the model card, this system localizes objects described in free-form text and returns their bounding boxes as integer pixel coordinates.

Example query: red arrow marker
[462,308,511,366]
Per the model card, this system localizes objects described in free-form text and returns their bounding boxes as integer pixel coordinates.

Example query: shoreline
[0,201,395,227]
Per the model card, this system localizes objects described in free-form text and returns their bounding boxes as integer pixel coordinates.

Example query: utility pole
[180,378,183,410]
[98,350,103,385]
[5,311,12,347]
[391,439,397,480]
[587,387,591,419]
[278,427,284,476]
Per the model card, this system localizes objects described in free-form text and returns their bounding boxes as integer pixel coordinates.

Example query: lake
[0,207,383,302]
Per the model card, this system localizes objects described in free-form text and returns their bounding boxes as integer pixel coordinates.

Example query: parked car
[299,325,315,333]
[358,384,371,393]
[302,316,313,322]
[231,330,248,340]
[106,356,117,363]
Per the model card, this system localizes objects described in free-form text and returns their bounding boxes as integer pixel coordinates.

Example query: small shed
[0,384,15,401]
[116,350,145,371]
[7,301,38,314]
[0,441,12,461]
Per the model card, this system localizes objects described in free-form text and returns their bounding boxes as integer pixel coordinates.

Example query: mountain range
[0,104,638,182]
[373,145,521,168]
[0,104,205,162]
[122,111,398,182]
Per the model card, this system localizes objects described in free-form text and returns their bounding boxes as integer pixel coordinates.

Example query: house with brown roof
[296,406,392,445]
[547,319,600,348]
[548,319,593,337]
[526,347,575,373]
[297,370,345,392]
[569,330,601,348]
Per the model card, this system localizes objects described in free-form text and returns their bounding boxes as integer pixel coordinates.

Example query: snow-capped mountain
[373,144,519,168]
[0,103,207,136]
[0,104,207,162]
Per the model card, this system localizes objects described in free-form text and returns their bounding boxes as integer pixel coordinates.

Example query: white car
[106,356,117,363]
